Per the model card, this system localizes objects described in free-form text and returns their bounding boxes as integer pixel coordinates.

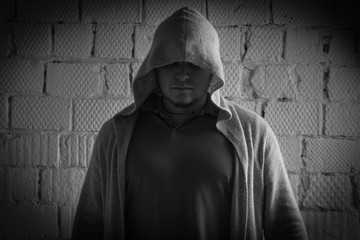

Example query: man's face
[156,62,211,108]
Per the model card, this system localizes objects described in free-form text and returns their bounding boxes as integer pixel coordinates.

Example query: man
[72,7,307,240]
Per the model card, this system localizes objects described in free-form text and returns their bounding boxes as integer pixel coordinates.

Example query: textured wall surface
[0,0,360,239]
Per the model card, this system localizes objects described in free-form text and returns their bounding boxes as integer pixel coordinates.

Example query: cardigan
[71,97,307,240]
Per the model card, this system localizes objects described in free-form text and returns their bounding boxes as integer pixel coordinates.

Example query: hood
[123,7,231,120]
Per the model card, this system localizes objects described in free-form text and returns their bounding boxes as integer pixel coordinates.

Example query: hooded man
[72,7,308,240]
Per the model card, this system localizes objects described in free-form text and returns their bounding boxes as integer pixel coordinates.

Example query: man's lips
[171,86,193,90]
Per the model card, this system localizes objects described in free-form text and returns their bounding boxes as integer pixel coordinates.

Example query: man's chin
[172,100,193,108]
[167,96,195,108]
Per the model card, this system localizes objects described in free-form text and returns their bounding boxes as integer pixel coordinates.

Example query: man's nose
[176,62,190,81]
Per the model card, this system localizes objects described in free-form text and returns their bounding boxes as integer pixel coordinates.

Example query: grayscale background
[0,0,359,239]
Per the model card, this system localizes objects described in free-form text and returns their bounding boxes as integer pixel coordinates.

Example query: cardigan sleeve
[262,126,308,240]
[71,130,105,239]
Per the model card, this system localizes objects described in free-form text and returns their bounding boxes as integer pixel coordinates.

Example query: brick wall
[0,0,359,239]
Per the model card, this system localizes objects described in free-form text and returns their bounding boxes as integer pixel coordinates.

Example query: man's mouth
[171,86,193,90]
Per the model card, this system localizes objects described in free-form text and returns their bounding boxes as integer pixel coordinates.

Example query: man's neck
[161,94,208,115]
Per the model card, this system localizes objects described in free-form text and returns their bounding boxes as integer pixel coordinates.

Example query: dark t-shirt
[125,95,234,240]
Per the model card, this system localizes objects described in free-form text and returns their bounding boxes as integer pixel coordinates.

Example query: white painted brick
[95,24,133,59]
[13,23,51,56]
[0,204,58,239]
[132,62,142,80]
[6,134,21,166]
[144,0,204,25]
[1,133,47,168]
[285,28,322,63]
[277,136,302,172]
[263,65,296,99]
[78,134,87,168]
[134,26,156,60]
[0,0,14,20]
[254,64,323,101]
[61,206,72,239]
[327,31,358,65]
[10,168,38,203]
[328,67,360,102]
[217,27,242,61]
[19,0,78,22]
[232,99,257,113]
[302,175,351,210]
[73,98,132,131]
[0,96,8,128]
[106,64,131,97]
[0,23,9,56]
[265,102,319,135]
[302,211,360,240]
[27,133,60,168]
[295,65,323,101]
[59,134,71,168]
[208,0,269,25]
[36,133,58,168]
[86,134,97,168]
[220,63,241,98]
[0,167,4,201]
[288,174,300,201]
[306,138,360,173]
[47,63,104,97]
[54,24,92,58]
[238,64,265,100]
[83,0,140,23]
[325,103,360,136]
[26,133,59,168]
[41,168,52,202]
[273,0,333,27]
[245,27,283,63]
[53,169,86,205]
[0,58,43,94]
[60,134,94,168]
[48,134,59,167]
[12,96,71,131]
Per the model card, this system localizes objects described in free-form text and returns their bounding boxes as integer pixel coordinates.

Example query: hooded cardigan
[72,7,307,240]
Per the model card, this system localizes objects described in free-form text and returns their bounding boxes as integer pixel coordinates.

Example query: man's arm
[262,127,308,240]
[71,132,104,239]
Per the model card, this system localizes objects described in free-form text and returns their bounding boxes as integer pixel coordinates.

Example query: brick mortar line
[43,62,48,95]
[269,0,274,24]
[131,25,136,59]
[205,0,209,20]
[299,137,309,209]
[9,21,17,56]
[7,96,12,129]
[281,29,286,60]
[240,26,250,62]
[90,23,96,57]
[37,168,42,202]
[319,103,325,136]
[78,0,83,23]
[141,0,145,24]
[50,24,55,55]
[129,64,134,95]
[0,130,100,135]
[70,100,74,132]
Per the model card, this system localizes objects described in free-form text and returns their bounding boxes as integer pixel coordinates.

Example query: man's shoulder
[97,103,137,139]
[225,100,275,138]
[227,100,265,125]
